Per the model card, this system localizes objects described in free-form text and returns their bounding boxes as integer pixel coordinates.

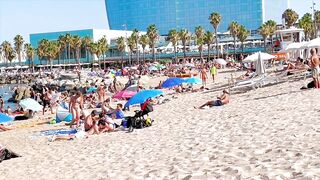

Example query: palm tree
[1,41,15,66]
[24,43,35,71]
[204,31,214,61]
[167,29,180,63]
[14,35,24,66]
[209,12,221,58]
[265,20,277,44]
[147,24,159,62]
[88,42,99,65]
[65,33,72,63]
[315,10,320,37]
[58,35,67,65]
[127,35,136,65]
[98,36,108,69]
[282,9,299,28]
[259,24,270,51]
[139,34,149,64]
[46,41,60,71]
[37,39,49,65]
[82,36,92,63]
[69,35,82,69]
[116,37,126,68]
[131,29,140,64]
[237,25,250,53]
[195,26,205,62]
[228,21,240,58]
[299,13,313,41]
[179,29,191,61]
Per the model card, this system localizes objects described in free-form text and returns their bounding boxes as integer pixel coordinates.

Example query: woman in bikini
[67,91,83,127]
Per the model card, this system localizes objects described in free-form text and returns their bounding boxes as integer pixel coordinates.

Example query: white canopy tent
[243,52,275,63]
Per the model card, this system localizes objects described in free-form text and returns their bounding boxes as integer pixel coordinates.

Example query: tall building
[106,0,313,35]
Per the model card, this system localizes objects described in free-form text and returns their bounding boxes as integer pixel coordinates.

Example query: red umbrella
[113,90,136,99]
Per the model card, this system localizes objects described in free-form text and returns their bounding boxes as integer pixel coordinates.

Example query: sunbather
[0,124,12,132]
[195,89,230,109]
[84,110,100,135]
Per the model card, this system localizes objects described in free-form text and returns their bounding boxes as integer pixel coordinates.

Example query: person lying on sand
[0,124,13,132]
[195,89,230,109]
[84,110,100,135]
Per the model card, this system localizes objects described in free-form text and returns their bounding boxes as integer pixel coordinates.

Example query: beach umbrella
[0,113,14,124]
[184,77,202,84]
[213,58,227,65]
[307,37,320,48]
[19,98,43,112]
[161,77,185,88]
[243,52,275,62]
[285,42,303,51]
[113,90,136,99]
[124,89,163,107]
[255,52,266,75]
[125,85,138,92]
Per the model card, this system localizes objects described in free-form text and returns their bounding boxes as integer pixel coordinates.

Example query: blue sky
[0,0,108,43]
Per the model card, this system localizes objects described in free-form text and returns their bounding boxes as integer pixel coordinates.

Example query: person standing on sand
[210,63,217,83]
[200,67,208,87]
[195,89,230,109]
[67,91,83,127]
[310,48,320,88]
[0,96,5,113]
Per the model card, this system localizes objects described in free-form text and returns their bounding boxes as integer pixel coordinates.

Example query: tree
[98,36,108,69]
[147,24,159,62]
[69,35,82,69]
[24,43,35,71]
[65,33,72,63]
[228,21,240,58]
[37,39,49,65]
[209,12,221,58]
[131,29,140,64]
[14,35,24,66]
[58,35,67,65]
[127,35,136,65]
[46,41,60,71]
[298,13,313,41]
[179,29,191,61]
[315,10,320,37]
[237,25,250,53]
[1,41,15,66]
[282,9,299,28]
[82,36,92,63]
[265,20,277,44]
[116,37,126,68]
[259,24,270,51]
[139,34,149,64]
[168,29,180,63]
[195,26,205,62]
[88,42,99,65]
[204,31,214,61]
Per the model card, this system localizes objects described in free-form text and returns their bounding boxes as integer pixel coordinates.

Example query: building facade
[106,0,264,35]
[106,0,312,35]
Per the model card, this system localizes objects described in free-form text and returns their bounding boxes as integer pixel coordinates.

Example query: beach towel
[40,129,77,136]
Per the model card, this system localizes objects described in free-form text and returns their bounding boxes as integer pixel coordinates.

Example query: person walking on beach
[310,48,320,88]
[195,89,230,109]
[210,64,217,83]
[200,67,208,87]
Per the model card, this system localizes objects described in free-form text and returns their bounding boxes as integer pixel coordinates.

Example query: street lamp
[122,24,130,65]
[311,0,317,38]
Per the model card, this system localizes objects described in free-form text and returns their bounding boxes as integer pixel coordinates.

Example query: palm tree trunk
[121,53,124,69]
[103,53,106,70]
[18,53,21,66]
[50,59,53,71]
[183,43,186,58]
[200,48,203,63]
[241,42,244,53]
[143,48,145,64]
[215,28,219,58]
[137,43,139,64]
[174,45,177,63]
[264,38,267,52]
[208,44,210,61]
[152,44,155,62]
[233,36,236,59]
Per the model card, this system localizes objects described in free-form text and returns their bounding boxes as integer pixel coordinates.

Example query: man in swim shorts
[195,89,230,109]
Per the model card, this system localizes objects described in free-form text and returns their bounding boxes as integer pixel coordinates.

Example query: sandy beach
[0,72,320,179]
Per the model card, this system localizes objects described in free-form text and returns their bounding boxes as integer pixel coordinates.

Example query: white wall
[92,29,146,43]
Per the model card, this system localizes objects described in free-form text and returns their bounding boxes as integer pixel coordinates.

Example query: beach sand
[0,72,320,179]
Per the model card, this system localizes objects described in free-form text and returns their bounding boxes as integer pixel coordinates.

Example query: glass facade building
[106,0,263,34]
